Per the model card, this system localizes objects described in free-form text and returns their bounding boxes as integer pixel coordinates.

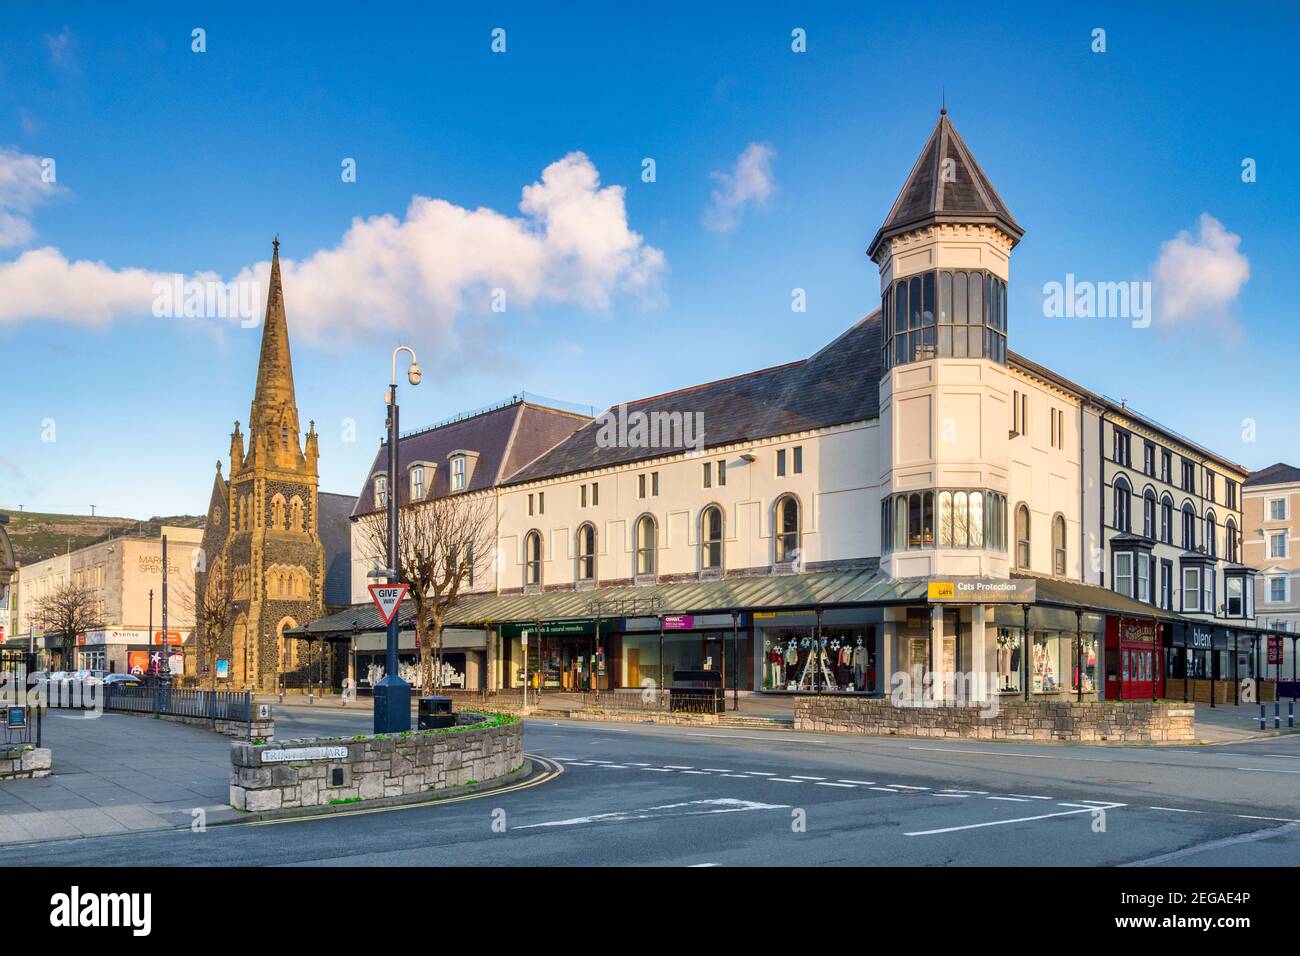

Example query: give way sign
[368,583,410,625]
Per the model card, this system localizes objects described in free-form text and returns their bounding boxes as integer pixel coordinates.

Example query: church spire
[248,238,303,467]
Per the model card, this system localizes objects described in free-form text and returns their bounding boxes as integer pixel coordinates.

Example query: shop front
[499,619,619,691]
[757,608,879,694]
[622,614,752,692]
[987,604,1103,700]
[1104,616,1164,700]
[351,626,489,692]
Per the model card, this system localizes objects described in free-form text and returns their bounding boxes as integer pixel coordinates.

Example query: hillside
[0,510,205,566]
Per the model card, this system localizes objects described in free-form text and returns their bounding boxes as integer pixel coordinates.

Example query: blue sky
[1,1,1296,518]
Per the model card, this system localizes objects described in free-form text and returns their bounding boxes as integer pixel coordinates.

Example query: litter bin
[418,695,455,730]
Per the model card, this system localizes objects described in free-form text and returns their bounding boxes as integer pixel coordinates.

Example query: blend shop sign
[927,578,1036,604]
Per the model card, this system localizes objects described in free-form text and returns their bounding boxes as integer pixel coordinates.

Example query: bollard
[1289,700,1294,729]
[309,684,315,705]
[1275,699,1281,730]
[1259,704,1266,731]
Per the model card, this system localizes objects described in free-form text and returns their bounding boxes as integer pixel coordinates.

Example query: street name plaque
[260,746,348,764]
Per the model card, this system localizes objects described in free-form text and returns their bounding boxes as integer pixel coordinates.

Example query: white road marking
[891,784,931,791]
[701,768,733,773]
[838,780,876,785]
[685,732,829,744]
[769,778,804,783]
[627,762,651,766]
[513,798,791,829]
[640,767,674,772]
[720,774,751,779]
[940,789,989,795]
[815,782,856,788]
[599,765,628,769]
[907,746,1109,763]
[1149,806,1202,813]
[1236,767,1300,774]
[1125,822,1300,866]
[988,797,1031,803]
[870,787,899,793]
[931,793,971,798]
[586,759,613,764]
[1235,814,1300,823]
[789,775,825,780]
[664,766,694,770]
[565,762,594,766]
[681,770,710,775]
[745,771,776,776]
[906,802,1126,837]
[687,863,719,867]
[1008,794,1052,800]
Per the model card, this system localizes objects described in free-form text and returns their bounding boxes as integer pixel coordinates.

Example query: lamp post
[373,345,421,734]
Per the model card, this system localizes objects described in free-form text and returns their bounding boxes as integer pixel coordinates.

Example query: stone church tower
[195,240,326,691]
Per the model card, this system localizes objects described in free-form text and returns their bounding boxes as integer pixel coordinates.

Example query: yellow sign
[926,578,1036,603]
[927,581,956,600]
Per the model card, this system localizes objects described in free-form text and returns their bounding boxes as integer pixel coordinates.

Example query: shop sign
[1119,618,1157,644]
[753,611,806,620]
[127,650,150,675]
[500,619,616,639]
[1188,627,1214,649]
[152,631,184,646]
[1268,636,1284,666]
[927,578,1036,604]
[216,659,230,679]
[662,615,693,631]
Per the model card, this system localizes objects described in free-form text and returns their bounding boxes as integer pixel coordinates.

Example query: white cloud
[44,28,76,72]
[702,142,776,233]
[1153,213,1249,334]
[0,148,64,248]
[0,151,666,338]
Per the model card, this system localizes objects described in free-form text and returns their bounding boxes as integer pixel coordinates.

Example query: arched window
[270,494,286,530]
[576,523,596,581]
[410,465,426,500]
[289,496,304,532]
[635,515,657,576]
[1160,494,1174,544]
[1226,518,1239,563]
[775,495,801,563]
[1052,514,1067,575]
[1015,504,1031,569]
[1181,503,1197,551]
[1113,477,1131,533]
[1205,510,1218,558]
[1143,489,1156,539]
[701,506,724,571]
[373,476,387,509]
[524,531,542,587]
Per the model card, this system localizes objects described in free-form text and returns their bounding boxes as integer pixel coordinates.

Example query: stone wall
[795,697,1195,743]
[229,713,523,812]
[0,745,51,779]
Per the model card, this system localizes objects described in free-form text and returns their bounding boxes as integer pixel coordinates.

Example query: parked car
[101,673,142,687]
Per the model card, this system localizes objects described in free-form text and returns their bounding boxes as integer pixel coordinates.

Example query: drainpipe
[1022,603,1030,701]
[1076,607,1084,702]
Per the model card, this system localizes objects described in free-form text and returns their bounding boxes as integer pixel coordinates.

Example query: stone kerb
[0,745,52,779]
[228,712,524,812]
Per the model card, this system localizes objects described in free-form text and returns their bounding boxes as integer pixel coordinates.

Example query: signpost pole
[521,628,528,712]
[658,615,665,715]
[1233,630,1239,706]
[730,610,739,712]
[1076,608,1083,703]
[1021,604,1030,701]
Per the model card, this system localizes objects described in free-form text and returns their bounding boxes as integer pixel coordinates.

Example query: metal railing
[104,684,252,722]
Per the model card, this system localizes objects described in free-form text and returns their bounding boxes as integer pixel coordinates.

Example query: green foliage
[329,796,364,806]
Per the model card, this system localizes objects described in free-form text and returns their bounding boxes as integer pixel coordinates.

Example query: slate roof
[318,491,358,608]
[351,400,590,518]
[868,110,1022,259]
[504,311,883,485]
[1245,462,1300,488]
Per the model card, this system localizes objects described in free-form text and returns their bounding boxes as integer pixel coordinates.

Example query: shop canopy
[288,565,1292,641]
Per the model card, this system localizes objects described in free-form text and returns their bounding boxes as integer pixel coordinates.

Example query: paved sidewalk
[0,710,232,847]
[1191,698,1299,743]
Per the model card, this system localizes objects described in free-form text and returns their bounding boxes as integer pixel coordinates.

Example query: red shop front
[1104,616,1164,700]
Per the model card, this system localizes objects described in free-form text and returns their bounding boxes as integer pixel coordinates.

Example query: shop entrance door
[704,635,726,688]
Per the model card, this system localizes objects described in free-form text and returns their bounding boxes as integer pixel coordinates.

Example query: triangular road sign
[368,583,410,625]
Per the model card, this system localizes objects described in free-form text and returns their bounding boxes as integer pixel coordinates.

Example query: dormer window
[451,456,466,491]
[411,465,426,500]
[446,450,479,493]
[373,475,388,509]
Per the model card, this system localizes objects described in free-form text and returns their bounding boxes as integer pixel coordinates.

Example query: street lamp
[373,345,421,733]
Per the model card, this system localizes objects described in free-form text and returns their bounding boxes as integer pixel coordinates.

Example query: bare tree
[177,552,235,692]
[357,492,498,695]
[31,581,105,669]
